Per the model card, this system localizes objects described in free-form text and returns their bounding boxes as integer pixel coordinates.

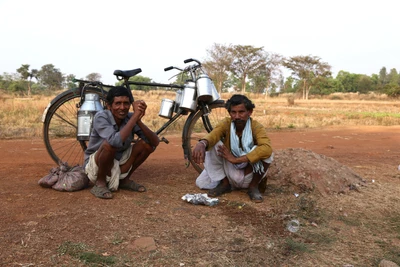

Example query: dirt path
[1,126,400,266]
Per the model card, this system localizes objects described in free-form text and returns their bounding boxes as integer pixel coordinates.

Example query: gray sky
[0,0,398,85]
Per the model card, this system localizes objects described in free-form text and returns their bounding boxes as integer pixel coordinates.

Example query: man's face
[108,96,131,123]
[229,103,252,129]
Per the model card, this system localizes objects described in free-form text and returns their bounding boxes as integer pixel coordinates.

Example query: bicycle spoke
[53,112,77,129]
[184,101,226,173]
[43,87,106,166]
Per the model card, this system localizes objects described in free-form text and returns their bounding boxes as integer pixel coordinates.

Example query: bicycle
[42,58,226,173]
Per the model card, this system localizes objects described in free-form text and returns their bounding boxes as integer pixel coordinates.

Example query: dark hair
[225,94,255,112]
[106,86,133,105]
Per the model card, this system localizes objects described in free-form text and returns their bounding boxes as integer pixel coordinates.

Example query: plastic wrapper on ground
[181,193,219,206]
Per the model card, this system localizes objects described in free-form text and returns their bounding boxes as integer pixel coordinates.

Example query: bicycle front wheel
[183,100,226,173]
[42,88,106,166]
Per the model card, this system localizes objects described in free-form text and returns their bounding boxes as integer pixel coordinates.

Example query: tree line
[1,43,399,98]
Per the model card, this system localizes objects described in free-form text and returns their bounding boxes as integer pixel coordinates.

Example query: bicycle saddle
[113,68,142,79]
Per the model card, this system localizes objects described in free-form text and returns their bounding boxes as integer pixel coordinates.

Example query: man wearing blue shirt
[84,86,159,199]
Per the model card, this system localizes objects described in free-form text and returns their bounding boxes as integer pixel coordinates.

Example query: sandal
[119,180,146,192]
[208,183,232,197]
[247,188,263,203]
[90,185,113,199]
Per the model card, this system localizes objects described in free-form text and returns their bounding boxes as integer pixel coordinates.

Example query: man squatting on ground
[84,86,160,199]
[192,94,274,203]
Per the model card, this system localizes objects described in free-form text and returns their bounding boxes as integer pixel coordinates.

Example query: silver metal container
[174,89,182,113]
[196,74,214,103]
[210,83,220,103]
[77,93,103,141]
[180,82,197,111]
[158,98,174,119]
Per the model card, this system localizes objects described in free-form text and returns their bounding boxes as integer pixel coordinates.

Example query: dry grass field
[1,90,400,139]
[1,90,400,266]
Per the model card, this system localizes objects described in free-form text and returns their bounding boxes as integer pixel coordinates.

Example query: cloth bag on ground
[38,162,89,192]
[38,162,69,188]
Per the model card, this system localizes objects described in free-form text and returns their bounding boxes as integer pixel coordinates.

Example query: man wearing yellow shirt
[192,94,274,203]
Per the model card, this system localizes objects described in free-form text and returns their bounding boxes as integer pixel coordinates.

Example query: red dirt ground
[1,125,400,266]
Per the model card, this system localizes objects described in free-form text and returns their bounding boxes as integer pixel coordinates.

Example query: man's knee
[95,141,117,164]
[136,139,157,154]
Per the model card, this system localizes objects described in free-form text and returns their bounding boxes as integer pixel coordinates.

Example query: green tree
[382,83,400,97]
[172,71,191,86]
[16,64,38,96]
[224,73,241,92]
[203,43,233,93]
[357,75,375,93]
[0,72,19,93]
[312,76,337,95]
[283,55,332,99]
[229,45,267,94]
[378,67,387,86]
[65,74,77,89]
[248,53,282,95]
[249,69,267,94]
[277,74,285,93]
[86,72,102,82]
[386,68,399,85]
[116,75,155,92]
[336,71,357,92]
[37,64,64,90]
[281,76,295,93]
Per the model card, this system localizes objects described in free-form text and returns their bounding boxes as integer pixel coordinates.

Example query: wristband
[198,140,207,148]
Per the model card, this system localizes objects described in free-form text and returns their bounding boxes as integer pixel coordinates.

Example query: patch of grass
[79,252,116,265]
[288,123,296,129]
[296,195,323,222]
[266,184,290,194]
[230,237,246,245]
[343,111,400,119]
[58,241,117,265]
[337,215,362,227]
[303,229,337,246]
[58,241,87,257]
[388,215,400,238]
[373,240,400,265]
[111,233,124,245]
[285,238,312,254]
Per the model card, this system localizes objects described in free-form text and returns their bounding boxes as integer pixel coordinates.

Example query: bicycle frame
[121,79,222,166]
[42,58,225,171]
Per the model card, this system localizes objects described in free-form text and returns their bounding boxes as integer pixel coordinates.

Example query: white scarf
[230,119,264,174]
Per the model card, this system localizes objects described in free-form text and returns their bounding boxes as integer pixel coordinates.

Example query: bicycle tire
[43,87,107,166]
[182,100,226,173]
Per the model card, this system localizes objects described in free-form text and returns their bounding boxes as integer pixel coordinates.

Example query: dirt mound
[268,148,367,196]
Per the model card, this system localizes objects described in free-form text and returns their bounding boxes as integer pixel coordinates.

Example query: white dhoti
[196,141,274,190]
[85,146,133,191]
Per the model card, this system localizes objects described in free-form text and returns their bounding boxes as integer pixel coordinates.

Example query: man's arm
[119,100,143,142]
[136,120,160,148]
[192,118,230,164]
[246,121,273,164]
[125,100,159,148]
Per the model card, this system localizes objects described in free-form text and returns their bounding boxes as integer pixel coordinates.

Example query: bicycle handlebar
[184,58,201,66]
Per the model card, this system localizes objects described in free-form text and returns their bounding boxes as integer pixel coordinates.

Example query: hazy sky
[0,0,398,85]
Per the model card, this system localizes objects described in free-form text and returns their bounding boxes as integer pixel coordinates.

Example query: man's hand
[217,144,237,163]
[192,141,207,164]
[132,100,147,120]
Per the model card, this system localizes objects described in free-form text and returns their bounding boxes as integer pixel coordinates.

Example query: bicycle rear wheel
[42,88,106,166]
[183,100,226,173]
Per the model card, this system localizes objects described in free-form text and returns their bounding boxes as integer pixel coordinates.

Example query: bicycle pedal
[161,137,169,144]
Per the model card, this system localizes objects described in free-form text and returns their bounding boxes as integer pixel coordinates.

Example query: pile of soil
[268,148,367,196]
